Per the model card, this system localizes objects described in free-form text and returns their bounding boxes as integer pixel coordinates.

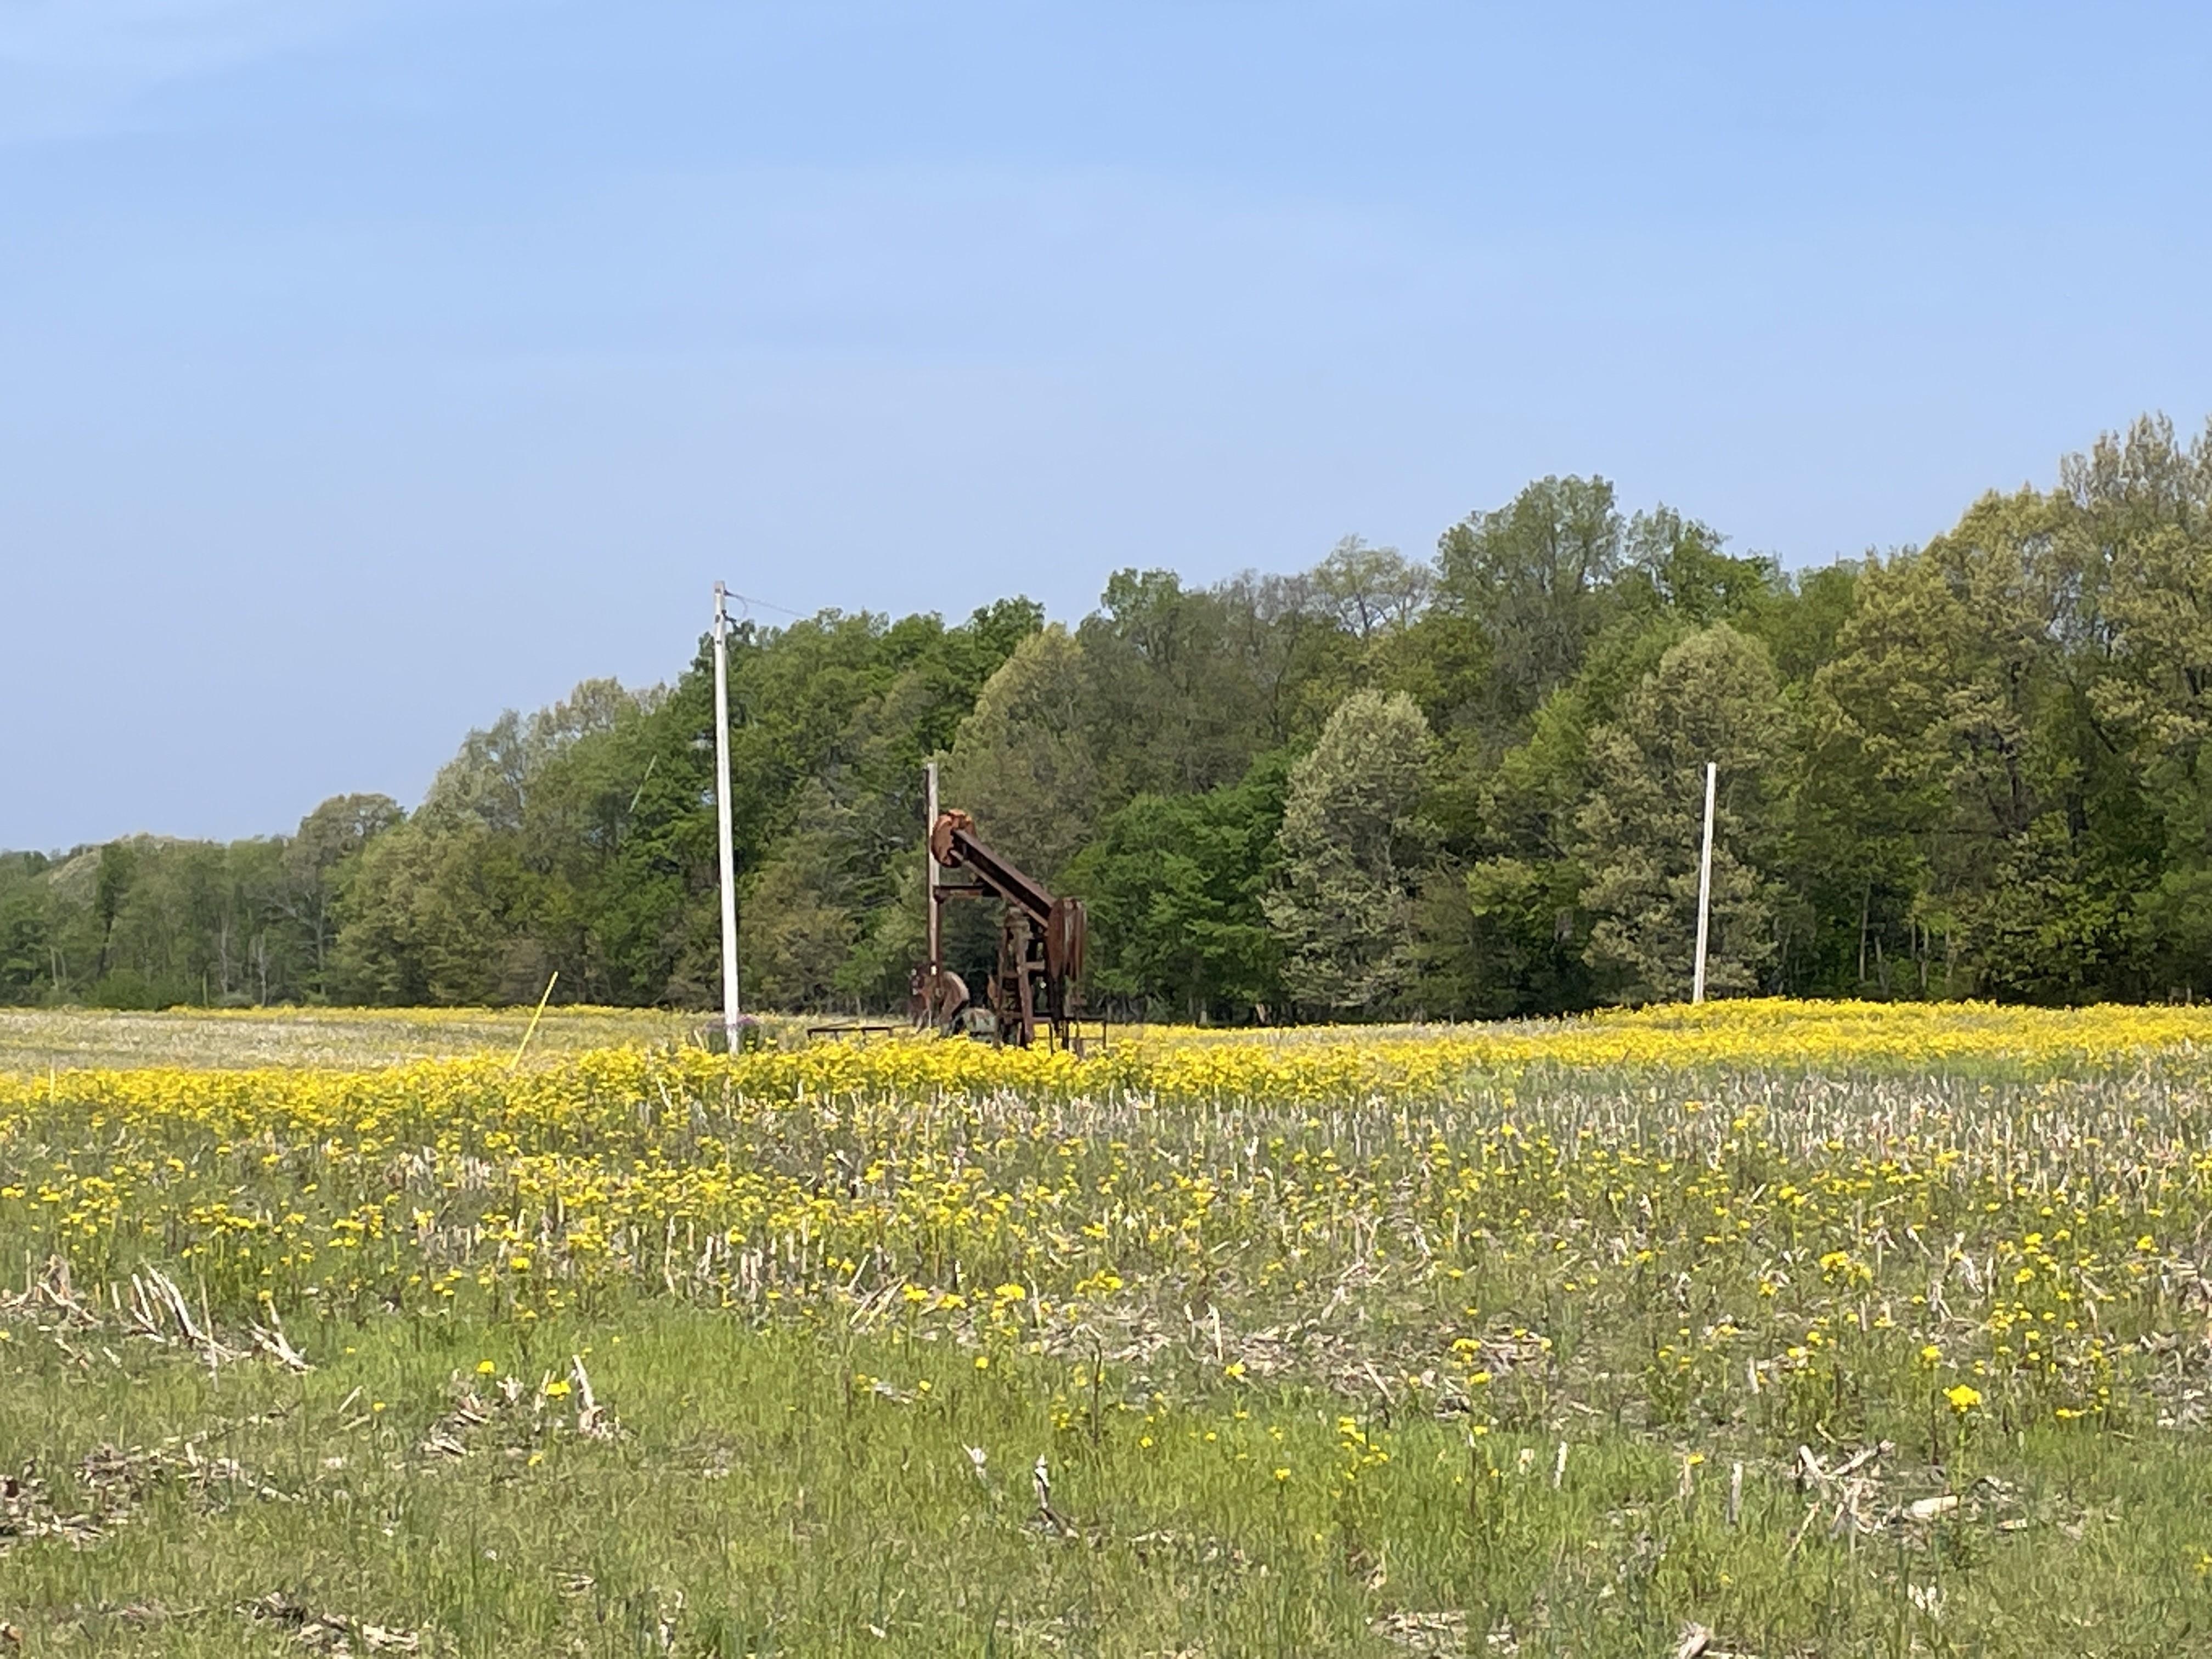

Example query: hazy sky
[7,1,2210,848]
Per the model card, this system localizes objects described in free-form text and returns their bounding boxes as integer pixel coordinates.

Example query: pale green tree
[1264,688,1436,1014]
[943,625,1100,884]
[2068,413,2212,771]
[1577,624,1793,1003]
[1311,537,1434,640]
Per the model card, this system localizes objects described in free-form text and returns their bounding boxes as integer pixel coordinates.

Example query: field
[6,1004,2212,1655]
[0,1007,714,1074]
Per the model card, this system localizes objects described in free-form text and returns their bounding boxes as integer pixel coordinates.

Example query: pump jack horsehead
[917,806,1087,1048]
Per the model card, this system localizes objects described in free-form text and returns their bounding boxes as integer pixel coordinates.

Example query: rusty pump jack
[921,793,1086,1048]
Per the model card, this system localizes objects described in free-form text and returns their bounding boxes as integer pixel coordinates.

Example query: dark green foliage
[330,602,1046,1011]
[16,416,2212,1015]
[1068,752,1290,1022]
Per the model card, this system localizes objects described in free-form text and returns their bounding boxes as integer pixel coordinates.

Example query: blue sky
[6,1,2210,848]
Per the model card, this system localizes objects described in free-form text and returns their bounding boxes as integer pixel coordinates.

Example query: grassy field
[0,1006,726,1073]
[5,1002,2212,1655]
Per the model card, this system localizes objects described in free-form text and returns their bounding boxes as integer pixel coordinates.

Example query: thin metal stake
[508,971,558,1071]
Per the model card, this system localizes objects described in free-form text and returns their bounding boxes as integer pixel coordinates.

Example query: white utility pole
[1691,760,1717,1005]
[712,583,742,1048]
[924,758,941,1008]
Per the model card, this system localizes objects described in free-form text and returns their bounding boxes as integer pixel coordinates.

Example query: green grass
[0,1008,808,1074]
[8,1301,2212,1657]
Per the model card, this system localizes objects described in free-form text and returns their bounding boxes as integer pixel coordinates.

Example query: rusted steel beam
[929,809,1054,924]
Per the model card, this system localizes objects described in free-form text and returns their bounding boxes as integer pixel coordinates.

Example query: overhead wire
[718,589,810,621]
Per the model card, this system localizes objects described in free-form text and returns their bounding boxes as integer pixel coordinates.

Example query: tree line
[10,414,2212,1019]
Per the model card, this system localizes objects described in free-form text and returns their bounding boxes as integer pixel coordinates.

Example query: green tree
[2061,415,2212,994]
[1801,481,2148,1000]
[92,841,136,979]
[1627,506,1777,627]
[279,794,402,998]
[335,682,651,1005]
[0,854,50,1003]
[1311,537,1435,641]
[1434,475,1625,727]
[737,782,864,1011]
[1265,690,1436,1015]
[1577,625,1794,1003]
[1068,753,1289,1022]
[943,625,1101,885]
[1412,608,1690,1015]
[1077,569,1277,801]
[335,820,512,1004]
